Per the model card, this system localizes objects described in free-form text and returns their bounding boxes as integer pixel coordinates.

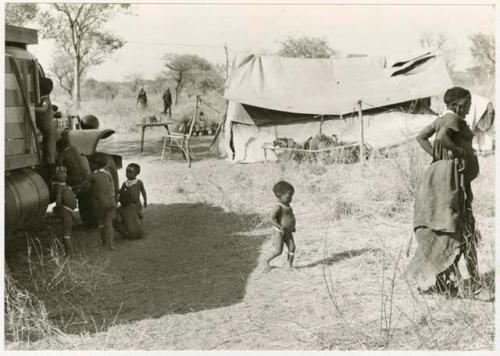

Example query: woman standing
[407,87,488,300]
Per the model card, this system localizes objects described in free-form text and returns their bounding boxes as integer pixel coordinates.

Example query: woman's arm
[436,128,467,157]
[416,124,436,157]
[140,181,147,207]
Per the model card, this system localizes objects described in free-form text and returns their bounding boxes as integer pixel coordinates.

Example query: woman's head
[273,180,295,204]
[444,87,471,117]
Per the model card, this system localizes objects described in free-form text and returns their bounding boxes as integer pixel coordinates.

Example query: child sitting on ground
[52,166,77,257]
[119,163,147,210]
[262,180,297,272]
[114,193,145,240]
[91,153,117,250]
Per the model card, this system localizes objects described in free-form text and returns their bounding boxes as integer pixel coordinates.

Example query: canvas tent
[211,51,490,163]
[465,95,495,152]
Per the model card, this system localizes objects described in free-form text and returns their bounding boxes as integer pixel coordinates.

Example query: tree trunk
[73,55,81,108]
[175,72,183,105]
[175,84,181,105]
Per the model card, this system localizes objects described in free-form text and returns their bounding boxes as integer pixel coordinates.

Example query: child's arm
[270,205,283,231]
[137,205,143,219]
[140,181,148,207]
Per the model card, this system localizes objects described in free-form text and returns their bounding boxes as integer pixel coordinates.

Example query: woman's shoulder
[439,112,464,132]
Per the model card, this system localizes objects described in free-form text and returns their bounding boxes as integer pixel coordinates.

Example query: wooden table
[136,122,174,153]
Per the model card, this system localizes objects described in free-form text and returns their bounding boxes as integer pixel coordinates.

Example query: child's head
[93,153,108,170]
[273,180,295,204]
[54,165,68,183]
[126,163,140,180]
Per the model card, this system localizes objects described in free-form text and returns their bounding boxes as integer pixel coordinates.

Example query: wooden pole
[224,43,229,81]
[357,99,365,162]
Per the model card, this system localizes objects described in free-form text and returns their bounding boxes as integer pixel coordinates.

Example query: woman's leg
[435,252,461,294]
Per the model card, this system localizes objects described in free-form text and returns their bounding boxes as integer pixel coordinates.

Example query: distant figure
[137,87,148,110]
[261,181,297,272]
[52,166,77,257]
[162,88,172,117]
[91,153,117,251]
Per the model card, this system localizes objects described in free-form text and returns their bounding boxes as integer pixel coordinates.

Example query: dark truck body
[5,25,121,232]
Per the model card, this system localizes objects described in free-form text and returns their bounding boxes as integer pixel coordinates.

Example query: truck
[5,24,121,232]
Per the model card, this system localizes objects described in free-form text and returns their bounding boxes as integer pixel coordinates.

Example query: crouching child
[114,163,146,239]
[91,153,117,250]
[114,194,145,239]
[52,166,77,256]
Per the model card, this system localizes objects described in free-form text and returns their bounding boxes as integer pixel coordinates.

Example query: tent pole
[357,99,365,162]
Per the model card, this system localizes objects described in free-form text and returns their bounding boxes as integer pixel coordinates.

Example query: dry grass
[5,134,495,350]
[53,94,226,140]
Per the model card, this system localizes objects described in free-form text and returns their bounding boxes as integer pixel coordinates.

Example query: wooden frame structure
[261,142,362,161]
[161,95,200,167]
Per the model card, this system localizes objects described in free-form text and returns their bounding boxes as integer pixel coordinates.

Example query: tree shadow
[5,203,266,334]
[296,248,379,269]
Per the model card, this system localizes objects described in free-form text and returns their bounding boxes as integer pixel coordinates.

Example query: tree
[5,3,39,26]
[196,70,225,94]
[469,32,495,79]
[163,54,215,105]
[278,36,339,59]
[419,32,456,71]
[49,50,77,97]
[126,73,143,94]
[38,4,129,107]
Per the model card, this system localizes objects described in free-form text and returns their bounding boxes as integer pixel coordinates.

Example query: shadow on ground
[5,203,266,334]
[296,248,378,269]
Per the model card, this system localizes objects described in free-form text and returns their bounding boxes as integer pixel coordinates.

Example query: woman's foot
[473,287,494,302]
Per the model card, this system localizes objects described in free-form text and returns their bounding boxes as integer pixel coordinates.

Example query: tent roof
[224,51,453,116]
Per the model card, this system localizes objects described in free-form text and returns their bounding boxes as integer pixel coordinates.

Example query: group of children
[52,153,148,256]
[53,141,296,270]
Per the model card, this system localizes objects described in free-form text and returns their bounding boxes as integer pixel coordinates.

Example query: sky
[28,3,496,82]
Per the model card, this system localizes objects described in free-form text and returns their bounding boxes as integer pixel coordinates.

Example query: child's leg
[113,209,130,239]
[264,231,284,268]
[284,235,296,268]
[61,209,74,257]
[104,208,116,250]
[96,208,107,247]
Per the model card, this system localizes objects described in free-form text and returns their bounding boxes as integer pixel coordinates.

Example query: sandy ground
[6,135,495,350]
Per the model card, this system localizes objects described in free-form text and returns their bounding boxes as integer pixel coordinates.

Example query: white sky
[29,3,495,82]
